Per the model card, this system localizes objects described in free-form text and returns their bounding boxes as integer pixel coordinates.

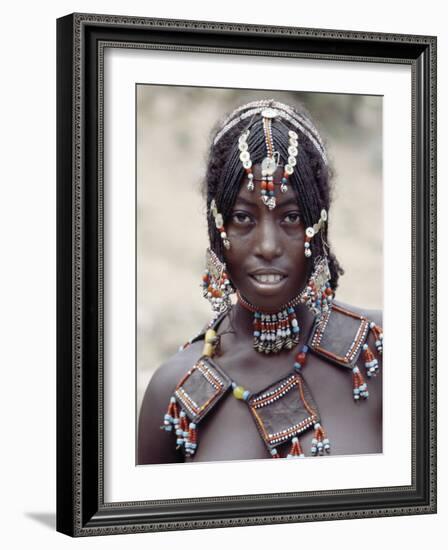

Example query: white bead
[215,213,224,228]
[306,227,315,238]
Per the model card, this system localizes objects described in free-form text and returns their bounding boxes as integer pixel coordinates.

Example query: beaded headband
[213,99,328,166]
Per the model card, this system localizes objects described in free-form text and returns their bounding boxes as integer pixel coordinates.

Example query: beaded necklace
[162,315,332,459]
[161,303,382,460]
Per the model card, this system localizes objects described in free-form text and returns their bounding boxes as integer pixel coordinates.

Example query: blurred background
[137,86,382,411]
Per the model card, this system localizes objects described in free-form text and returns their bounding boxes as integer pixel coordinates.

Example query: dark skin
[138,165,382,464]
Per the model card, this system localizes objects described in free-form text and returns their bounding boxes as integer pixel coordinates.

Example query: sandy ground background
[137,87,382,412]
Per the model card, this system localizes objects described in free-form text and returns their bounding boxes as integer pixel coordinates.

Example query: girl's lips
[248,273,288,295]
[251,273,286,284]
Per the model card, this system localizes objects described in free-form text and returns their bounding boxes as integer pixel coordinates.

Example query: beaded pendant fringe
[311,422,331,456]
[161,397,199,457]
[253,307,300,354]
[286,437,305,458]
[350,322,383,401]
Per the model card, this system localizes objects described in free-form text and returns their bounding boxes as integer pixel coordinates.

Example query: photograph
[136,87,383,464]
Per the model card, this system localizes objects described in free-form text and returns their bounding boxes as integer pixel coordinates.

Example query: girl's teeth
[254,274,283,283]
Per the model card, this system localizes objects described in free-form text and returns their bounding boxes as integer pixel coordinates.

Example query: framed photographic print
[57,13,437,536]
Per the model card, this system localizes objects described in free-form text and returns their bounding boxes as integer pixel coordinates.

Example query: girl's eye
[231,212,252,225]
[283,212,301,224]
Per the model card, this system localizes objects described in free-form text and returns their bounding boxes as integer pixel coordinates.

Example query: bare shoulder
[333,299,382,328]
[150,340,205,394]
[137,340,204,464]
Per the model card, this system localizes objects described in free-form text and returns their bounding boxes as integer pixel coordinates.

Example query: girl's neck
[228,299,317,340]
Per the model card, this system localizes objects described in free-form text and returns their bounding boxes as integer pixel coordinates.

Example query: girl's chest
[186,350,382,463]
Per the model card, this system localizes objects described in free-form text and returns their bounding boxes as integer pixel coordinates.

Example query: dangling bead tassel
[270,448,281,459]
[311,422,331,456]
[286,436,305,458]
[184,422,198,456]
[161,396,179,432]
[369,322,383,355]
[253,308,300,354]
[176,409,189,449]
[362,343,379,377]
[352,366,369,401]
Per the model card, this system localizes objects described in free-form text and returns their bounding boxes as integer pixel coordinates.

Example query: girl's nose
[253,218,282,261]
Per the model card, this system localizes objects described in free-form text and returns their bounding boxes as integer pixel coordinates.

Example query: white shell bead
[306,227,315,238]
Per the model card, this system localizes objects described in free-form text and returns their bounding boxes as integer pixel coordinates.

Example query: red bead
[325,287,333,296]
[267,182,275,191]
[296,352,307,364]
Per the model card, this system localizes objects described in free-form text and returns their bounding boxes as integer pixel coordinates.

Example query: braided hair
[202,100,344,290]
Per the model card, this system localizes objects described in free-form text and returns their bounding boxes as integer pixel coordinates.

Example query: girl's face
[224,164,309,312]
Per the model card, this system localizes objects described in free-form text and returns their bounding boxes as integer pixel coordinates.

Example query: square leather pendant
[174,356,232,423]
[247,372,319,451]
[308,302,370,368]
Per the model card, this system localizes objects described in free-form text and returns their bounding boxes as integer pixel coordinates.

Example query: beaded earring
[202,248,234,315]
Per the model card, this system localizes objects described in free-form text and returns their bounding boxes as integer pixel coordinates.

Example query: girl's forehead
[235,176,301,209]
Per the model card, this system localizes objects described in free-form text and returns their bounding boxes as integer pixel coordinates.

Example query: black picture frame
[56,13,437,536]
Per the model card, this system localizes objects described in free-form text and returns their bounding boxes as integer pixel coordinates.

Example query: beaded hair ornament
[214,99,328,212]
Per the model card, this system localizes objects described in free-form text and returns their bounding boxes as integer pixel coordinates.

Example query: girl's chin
[239,289,297,313]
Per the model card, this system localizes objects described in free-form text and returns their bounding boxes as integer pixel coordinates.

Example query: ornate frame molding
[57,13,436,536]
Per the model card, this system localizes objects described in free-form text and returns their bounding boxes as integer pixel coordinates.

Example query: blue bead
[294,362,302,370]
[254,331,260,337]
[302,345,309,353]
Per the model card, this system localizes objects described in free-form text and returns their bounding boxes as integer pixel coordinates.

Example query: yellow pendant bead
[203,329,218,357]
[203,343,214,357]
[233,385,246,400]
[205,329,217,344]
